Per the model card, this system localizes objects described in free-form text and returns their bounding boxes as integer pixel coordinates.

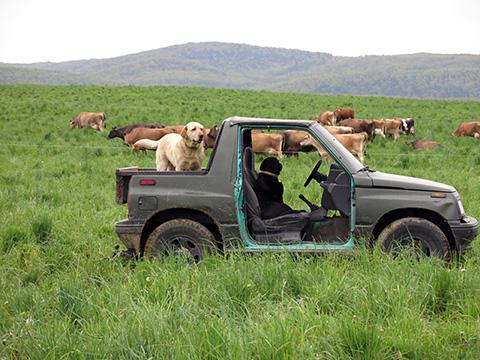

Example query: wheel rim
[390,235,431,258]
[165,236,202,262]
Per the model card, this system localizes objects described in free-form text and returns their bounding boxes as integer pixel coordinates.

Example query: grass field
[0,84,479,359]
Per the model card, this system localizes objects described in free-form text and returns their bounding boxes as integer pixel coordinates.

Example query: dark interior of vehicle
[241,129,350,245]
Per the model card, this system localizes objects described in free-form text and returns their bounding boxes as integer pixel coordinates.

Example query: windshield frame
[309,123,365,174]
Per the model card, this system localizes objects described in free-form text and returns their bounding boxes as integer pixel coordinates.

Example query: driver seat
[243,147,258,184]
[242,147,325,244]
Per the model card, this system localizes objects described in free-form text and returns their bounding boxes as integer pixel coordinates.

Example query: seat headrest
[243,147,257,185]
[243,147,254,170]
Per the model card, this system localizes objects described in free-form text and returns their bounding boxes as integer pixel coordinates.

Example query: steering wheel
[304,159,323,187]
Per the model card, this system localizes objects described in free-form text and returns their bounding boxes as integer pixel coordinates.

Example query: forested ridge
[1,42,479,98]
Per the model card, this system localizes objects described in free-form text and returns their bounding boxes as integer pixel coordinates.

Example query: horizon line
[2,41,480,65]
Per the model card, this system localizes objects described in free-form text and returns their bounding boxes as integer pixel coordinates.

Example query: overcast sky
[1,0,479,63]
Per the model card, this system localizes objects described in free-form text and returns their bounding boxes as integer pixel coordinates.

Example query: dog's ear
[180,125,188,139]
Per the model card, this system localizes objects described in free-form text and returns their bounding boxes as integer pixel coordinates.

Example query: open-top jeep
[115,117,478,262]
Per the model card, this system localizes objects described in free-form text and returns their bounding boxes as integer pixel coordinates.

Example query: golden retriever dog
[134,122,206,171]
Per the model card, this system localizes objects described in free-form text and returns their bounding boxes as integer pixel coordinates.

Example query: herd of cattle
[69,110,480,164]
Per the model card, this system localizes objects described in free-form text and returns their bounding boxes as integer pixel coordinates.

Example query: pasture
[0,84,479,359]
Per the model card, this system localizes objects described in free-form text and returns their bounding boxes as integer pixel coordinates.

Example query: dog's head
[181,121,205,147]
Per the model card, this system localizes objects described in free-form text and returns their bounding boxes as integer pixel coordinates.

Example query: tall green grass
[0,84,479,358]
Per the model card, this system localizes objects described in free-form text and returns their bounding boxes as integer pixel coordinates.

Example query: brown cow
[334,133,368,163]
[452,121,480,138]
[124,125,182,147]
[315,111,336,126]
[383,119,403,140]
[334,108,355,122]
[252,131,283,158]
[108,124,164,140]
[204,125,219,149]
[406,139,441,149]
[371,120,386,138]
[282,127,353,155]
[69,112,106,131]
[299,134,329,159]
[301,132,368,163]
[338,119,375,141]
[323,125,354,135]
[282,130,316,155]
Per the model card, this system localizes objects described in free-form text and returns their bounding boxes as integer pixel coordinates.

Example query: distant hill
[1,42,480,99]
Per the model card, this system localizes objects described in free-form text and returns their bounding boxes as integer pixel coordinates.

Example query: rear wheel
[377,217,451,262]
[144,219,215,262]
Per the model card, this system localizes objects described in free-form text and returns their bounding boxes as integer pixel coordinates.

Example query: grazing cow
[371,120,386,138]
[338,119,375,141]
[334,133,368,163]
[452,121,480,138]
[406,139,441,149]
[400,118,415,135]
[383,119,403,140]
[108,124,164,140]
[323,125,354,135]
[315,111,336,126]
[124,126,182,147]
[299,134,329,159]
[132,140,155,153]
[252,131,283,158]
[334,108,355,122]
[69,112,106,131]
[301,132,368,163]
[204,125,220,149]
[282,130,316,155]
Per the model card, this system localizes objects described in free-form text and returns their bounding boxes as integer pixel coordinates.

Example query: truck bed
[115,167,209,204]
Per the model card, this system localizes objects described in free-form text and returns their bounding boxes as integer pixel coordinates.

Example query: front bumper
[115,219,143,253]
[449,215,478,251]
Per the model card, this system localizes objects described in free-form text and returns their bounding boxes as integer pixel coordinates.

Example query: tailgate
[116,168,136,204]
[115,167,209,204]
[115,167,157,204]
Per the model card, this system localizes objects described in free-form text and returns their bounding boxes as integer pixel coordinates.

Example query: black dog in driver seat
[242,148,326,244]
[254,157,300,219]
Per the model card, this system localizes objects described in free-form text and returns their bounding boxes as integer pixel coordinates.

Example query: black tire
[377,217,451,262]
[144,219,216,262]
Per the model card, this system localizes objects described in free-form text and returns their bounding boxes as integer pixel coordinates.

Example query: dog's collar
[260,170,279,178]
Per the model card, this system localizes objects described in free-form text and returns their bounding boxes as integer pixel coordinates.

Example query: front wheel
[377,217,451,262]
[144,219,216,262]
